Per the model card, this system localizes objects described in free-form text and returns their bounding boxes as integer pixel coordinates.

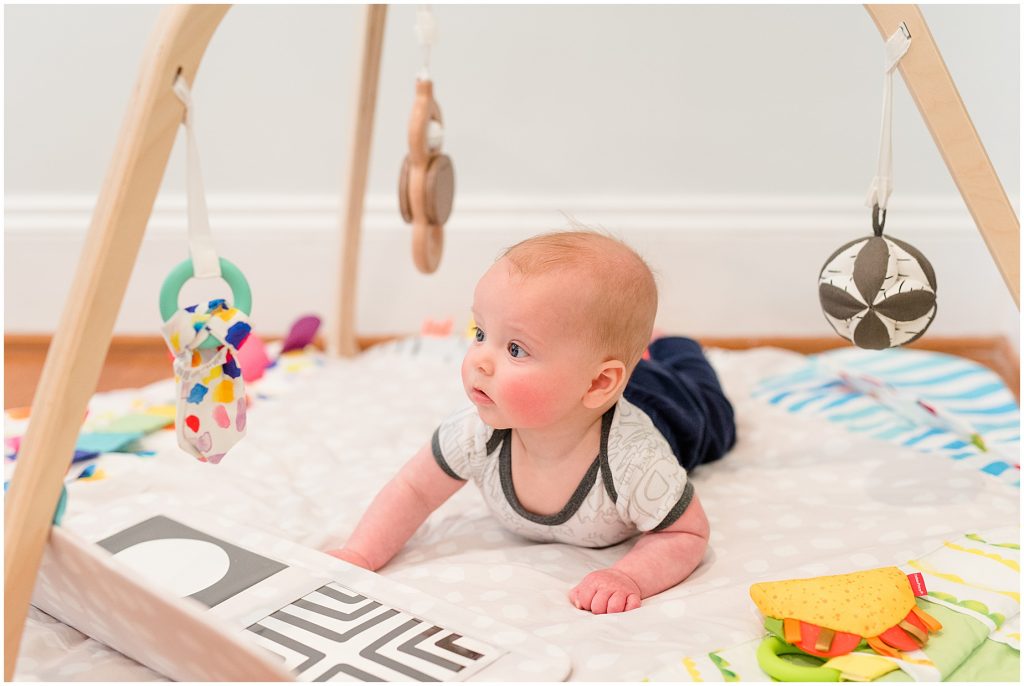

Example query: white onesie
[431,397,694,548]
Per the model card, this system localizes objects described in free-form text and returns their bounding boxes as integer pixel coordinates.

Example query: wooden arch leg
[2,5,230,679]
[865,4,1020,307]
[332,5,388,357]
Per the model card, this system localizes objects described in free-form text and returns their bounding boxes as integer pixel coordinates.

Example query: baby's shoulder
[606,399,683,487]
[609,399,673,459]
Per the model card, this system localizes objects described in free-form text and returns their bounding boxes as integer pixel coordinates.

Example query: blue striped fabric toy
[753,348,1019,487]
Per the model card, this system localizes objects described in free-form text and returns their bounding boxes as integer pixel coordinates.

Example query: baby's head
[463,229,658,430]
[500,231,658,369]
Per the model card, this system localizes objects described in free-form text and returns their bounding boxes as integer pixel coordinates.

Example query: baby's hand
[326,547,374,570]
[569,568,643,614]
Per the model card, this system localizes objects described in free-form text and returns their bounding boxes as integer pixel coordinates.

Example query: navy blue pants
[623,337,737,472]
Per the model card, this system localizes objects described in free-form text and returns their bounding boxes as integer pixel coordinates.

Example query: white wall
[4,4,1019,348]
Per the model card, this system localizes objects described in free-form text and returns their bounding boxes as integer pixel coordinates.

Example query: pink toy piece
[421,318,453,337]
[212,405,231,428]
[280,314,321,354]
[235,333,270,383]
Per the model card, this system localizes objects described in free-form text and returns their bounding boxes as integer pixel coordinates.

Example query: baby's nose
[473,350,493,375]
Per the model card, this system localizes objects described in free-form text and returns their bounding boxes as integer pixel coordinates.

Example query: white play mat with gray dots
[17,338,1019,681]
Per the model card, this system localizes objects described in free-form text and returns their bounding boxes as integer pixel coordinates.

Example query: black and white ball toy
[818,232,937,350]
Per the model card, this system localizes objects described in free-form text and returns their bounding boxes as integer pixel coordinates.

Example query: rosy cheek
[500,374,557,426]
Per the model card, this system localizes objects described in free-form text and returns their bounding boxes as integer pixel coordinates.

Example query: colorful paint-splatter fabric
[160,299,251,464]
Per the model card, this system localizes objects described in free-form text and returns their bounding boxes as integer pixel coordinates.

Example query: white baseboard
[4,193,1018,349]
[2,192,985,235]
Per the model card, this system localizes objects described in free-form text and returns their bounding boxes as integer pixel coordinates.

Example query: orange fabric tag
[910,606,943,632]
[783,617,801,643]
[867,636,902,659]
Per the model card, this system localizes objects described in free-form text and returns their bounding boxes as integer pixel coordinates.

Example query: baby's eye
[508,342,529,358]
[474,326,485,343]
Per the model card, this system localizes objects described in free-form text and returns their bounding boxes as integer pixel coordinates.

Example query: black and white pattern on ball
[245,583,503,681]
[818,235,937,350]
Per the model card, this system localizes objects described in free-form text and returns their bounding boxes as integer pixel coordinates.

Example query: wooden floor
[4,334,1020,410]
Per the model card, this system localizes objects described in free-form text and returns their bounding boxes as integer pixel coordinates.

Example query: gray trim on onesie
[652,481,694,532]
[431,402,694,542]
[432,428,466,481]
[496,408,615,526]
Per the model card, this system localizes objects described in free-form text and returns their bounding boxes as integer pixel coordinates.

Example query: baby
[328,230,736,614]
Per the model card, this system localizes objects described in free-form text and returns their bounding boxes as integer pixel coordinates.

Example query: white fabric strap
[415,5,436,81]
[865,24,912,212]
[172,75,221,279]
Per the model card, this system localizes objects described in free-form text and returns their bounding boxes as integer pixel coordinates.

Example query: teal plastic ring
[755,636,841,682]
[159,258,252,350]
[53,484,68,526]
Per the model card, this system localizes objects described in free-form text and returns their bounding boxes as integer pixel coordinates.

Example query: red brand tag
[907,572,928,596]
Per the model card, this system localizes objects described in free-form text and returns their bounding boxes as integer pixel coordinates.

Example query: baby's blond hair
[500,229,658,371]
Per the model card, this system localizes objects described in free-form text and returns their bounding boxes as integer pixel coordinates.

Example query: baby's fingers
[569,584,594,610]
[605,591,630,614]
[590,589,613,614]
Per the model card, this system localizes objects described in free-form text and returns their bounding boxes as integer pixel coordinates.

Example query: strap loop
[172,74,221,280]
[865,23,912,214]
[415,5,437,81]
[872,203,887,236]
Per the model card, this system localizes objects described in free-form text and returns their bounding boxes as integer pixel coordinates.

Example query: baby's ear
[582,360,627,409]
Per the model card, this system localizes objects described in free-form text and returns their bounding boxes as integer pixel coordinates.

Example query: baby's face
[462,259,601,430]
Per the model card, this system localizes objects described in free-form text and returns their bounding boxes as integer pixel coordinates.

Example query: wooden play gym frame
[4,4,1020,679]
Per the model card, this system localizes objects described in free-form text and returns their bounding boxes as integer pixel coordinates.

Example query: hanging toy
[818,210,938,350]
[159,74,253,464]
[819,23,937,350]
[398,5,455,274]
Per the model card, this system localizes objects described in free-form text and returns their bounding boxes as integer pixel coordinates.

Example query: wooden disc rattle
[398,79,454,274]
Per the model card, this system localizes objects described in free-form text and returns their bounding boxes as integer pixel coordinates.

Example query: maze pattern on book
[245,582,504,681]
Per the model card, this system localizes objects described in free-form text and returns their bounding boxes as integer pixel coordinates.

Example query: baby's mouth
[470,387,493,405]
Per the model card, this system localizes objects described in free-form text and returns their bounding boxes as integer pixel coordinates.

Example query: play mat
[7,338,1019,681]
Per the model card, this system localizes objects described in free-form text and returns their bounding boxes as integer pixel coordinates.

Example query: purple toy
[280,315,321,354]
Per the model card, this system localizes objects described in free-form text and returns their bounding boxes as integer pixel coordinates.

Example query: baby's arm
[326,442,466,571]
[568,492,710,614]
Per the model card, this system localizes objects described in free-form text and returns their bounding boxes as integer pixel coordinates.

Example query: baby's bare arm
[614,492,710,595]
[327,442,466,571]
[569,492,710,614]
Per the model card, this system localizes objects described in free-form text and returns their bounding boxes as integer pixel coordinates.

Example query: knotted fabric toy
[161,298,251,463]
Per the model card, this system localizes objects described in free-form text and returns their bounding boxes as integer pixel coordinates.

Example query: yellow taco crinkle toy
[750,566,942,659]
